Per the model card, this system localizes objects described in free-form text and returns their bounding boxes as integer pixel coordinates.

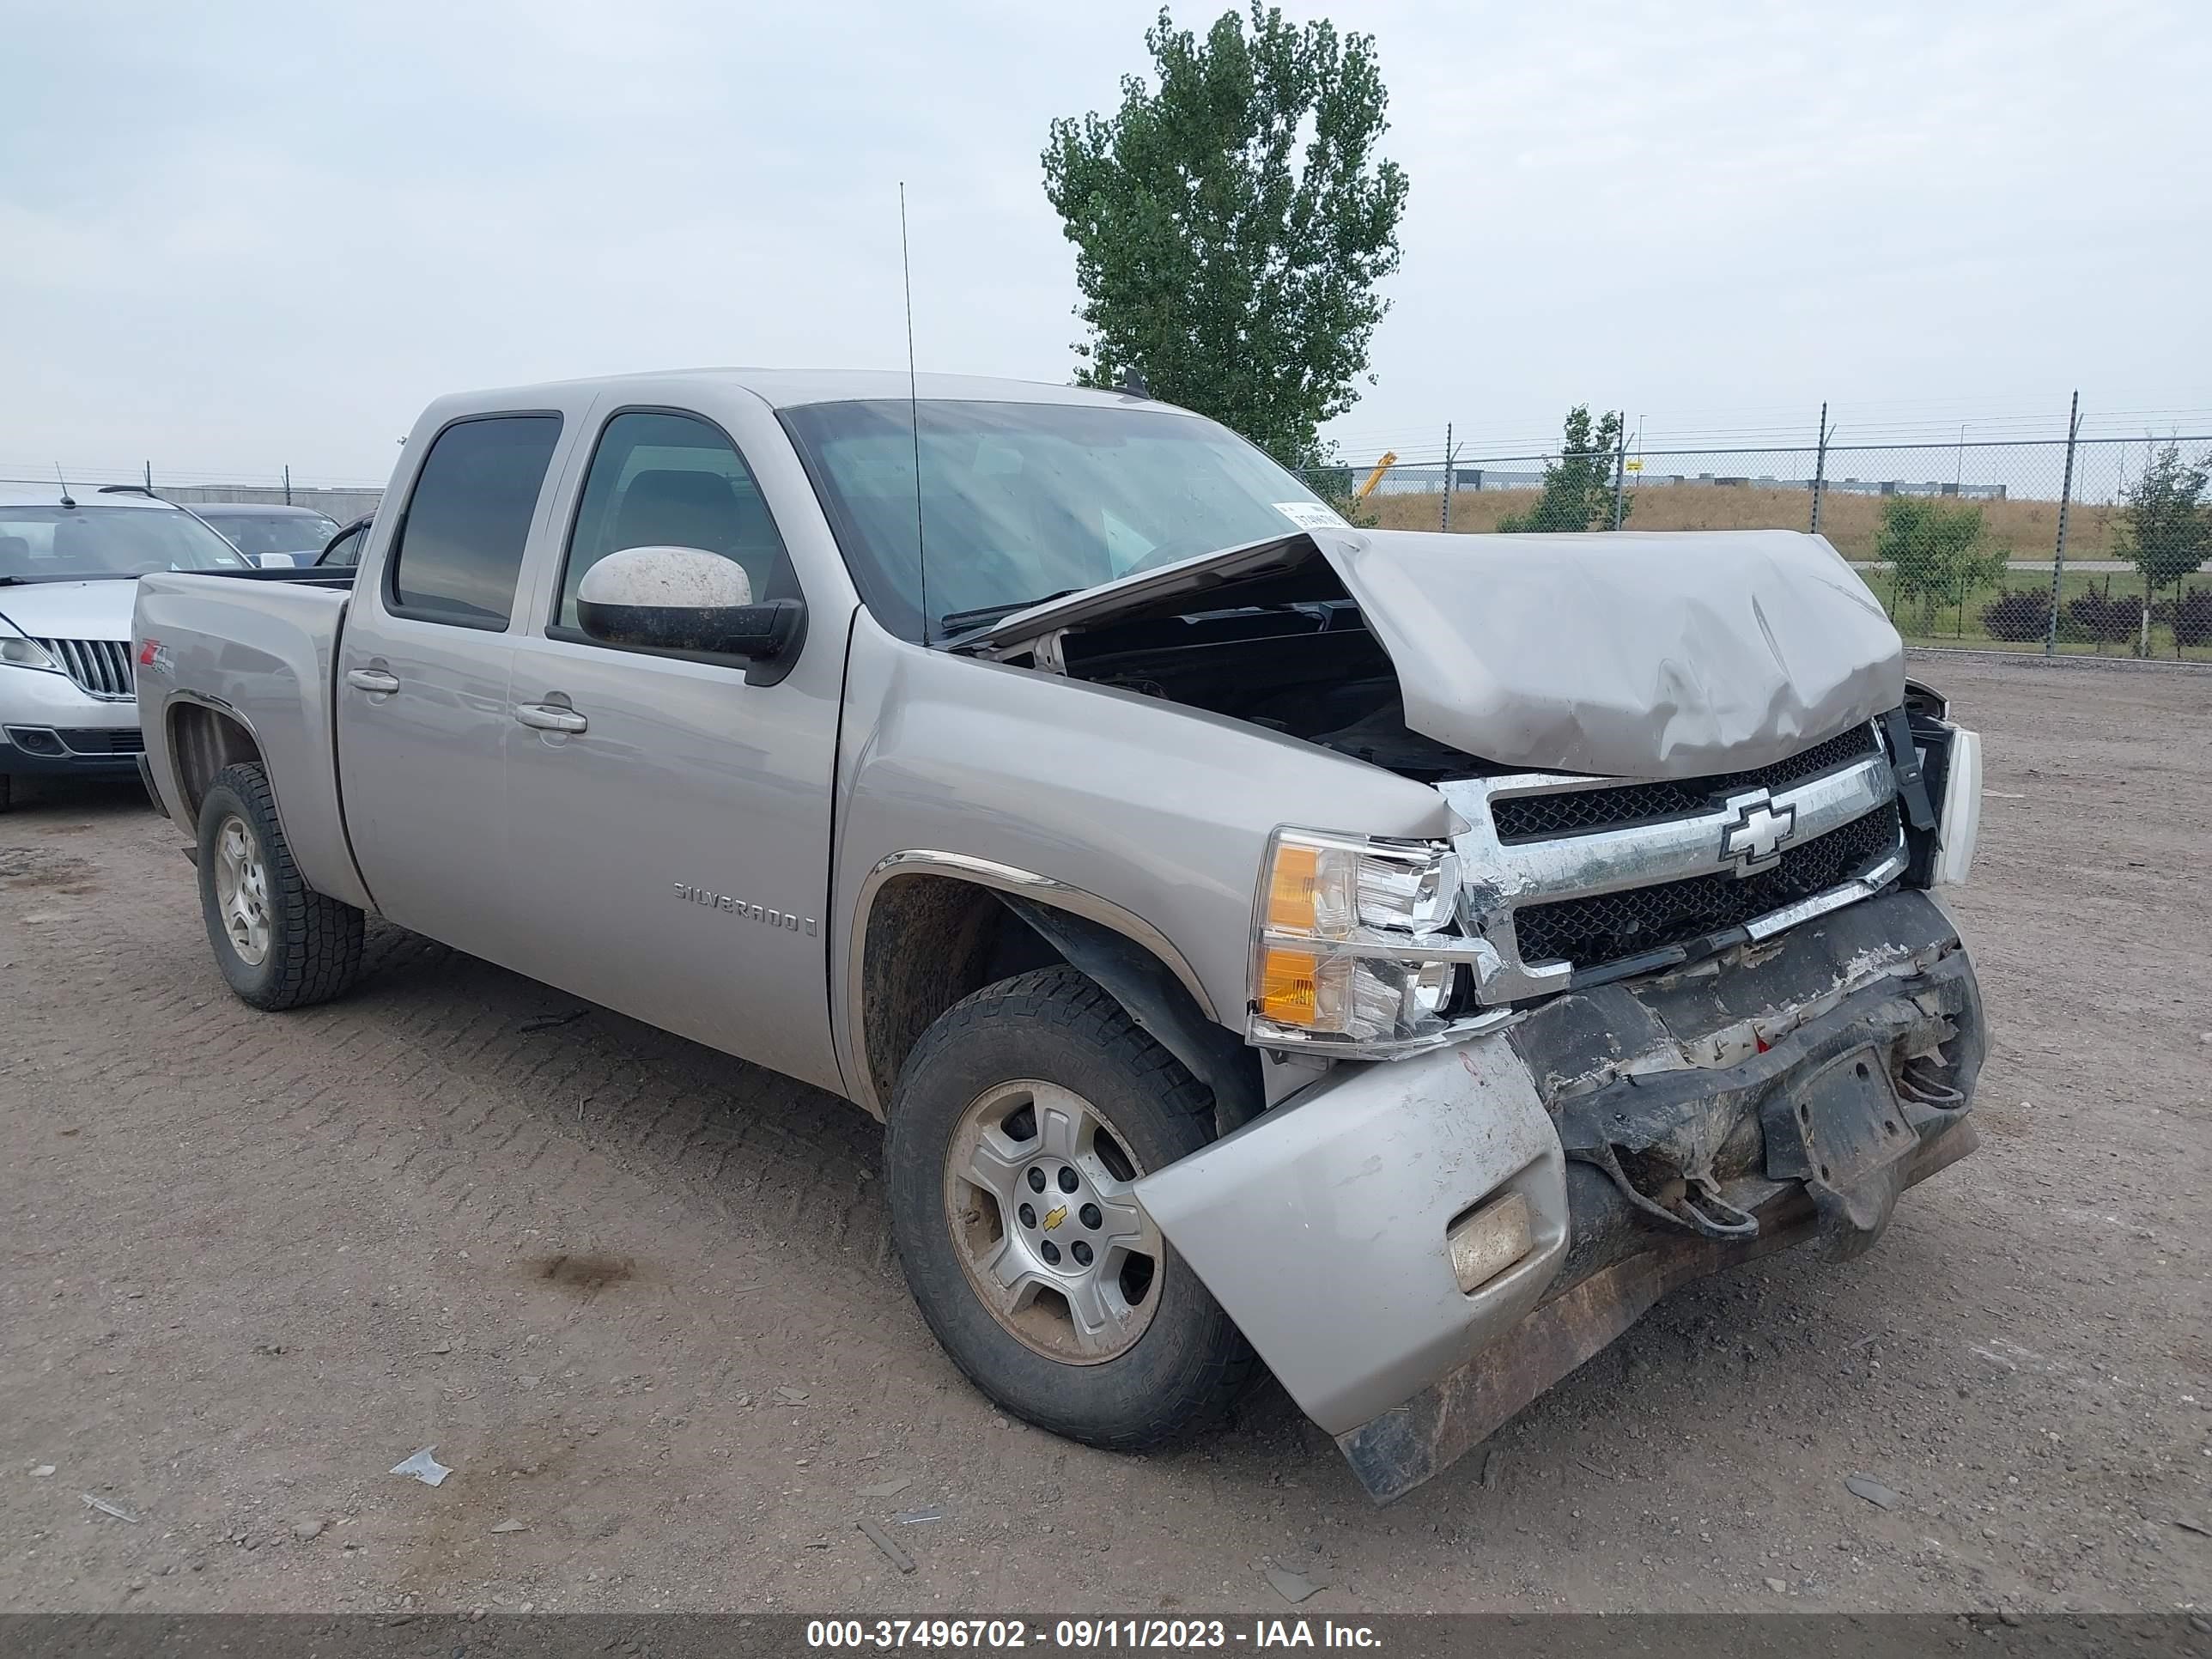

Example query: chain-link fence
[1301,428,2212,662]
[0,465,383,526]
[15,417,2210,662]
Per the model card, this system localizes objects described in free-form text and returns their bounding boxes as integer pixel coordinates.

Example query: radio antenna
[899,182,931,645]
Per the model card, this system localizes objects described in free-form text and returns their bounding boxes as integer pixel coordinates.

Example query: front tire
[885,967,1255,1449]
[196,763,364,1010]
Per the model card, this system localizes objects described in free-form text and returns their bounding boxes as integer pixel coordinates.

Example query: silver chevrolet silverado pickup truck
[133,369,1988,1501]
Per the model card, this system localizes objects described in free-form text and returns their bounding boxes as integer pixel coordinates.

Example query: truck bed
[134,570,368,909]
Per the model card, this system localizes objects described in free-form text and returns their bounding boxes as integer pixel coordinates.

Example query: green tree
[1042,4,1409,468]
[2112,441,2212,654]
[1497,406,1629,532]
[1872,495,2004,635]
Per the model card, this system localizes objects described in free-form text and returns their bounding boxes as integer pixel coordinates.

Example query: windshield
[0,505,252,581]
[779,398,1335,641]
[198,511,342,557]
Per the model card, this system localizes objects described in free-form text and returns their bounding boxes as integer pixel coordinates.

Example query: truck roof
[428,368,1181,417]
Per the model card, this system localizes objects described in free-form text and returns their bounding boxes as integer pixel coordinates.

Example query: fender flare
[994,894,1261,1139]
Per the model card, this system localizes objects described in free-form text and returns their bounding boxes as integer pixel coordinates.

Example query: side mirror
[252,552,298,569]
[575,545,805,684]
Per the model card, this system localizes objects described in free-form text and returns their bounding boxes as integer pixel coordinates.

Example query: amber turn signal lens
[1255,944,1322,1025]
[1265,842,1319,933]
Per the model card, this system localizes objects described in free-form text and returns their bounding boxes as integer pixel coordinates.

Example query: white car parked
[0,483,252,810]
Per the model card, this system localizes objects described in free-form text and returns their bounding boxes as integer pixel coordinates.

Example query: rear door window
[386,415,562,627]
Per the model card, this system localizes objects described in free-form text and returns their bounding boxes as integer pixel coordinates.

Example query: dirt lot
[3,656,2208,1618]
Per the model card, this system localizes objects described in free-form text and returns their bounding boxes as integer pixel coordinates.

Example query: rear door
[501,405,845,1091]
[336,410,571,963]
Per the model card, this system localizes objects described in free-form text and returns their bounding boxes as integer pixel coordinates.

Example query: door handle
[347,667,400,694]
[515,702,588,734]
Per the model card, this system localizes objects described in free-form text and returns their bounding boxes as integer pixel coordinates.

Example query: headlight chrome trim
[0,636,64,673]
[1249,826,1499,1057]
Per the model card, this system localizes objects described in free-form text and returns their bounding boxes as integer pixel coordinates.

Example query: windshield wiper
[937,589,1079,636]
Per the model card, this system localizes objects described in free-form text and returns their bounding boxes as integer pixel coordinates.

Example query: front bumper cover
[0,741,143,779]
[1135,890,1984,1504]
[1134,1029,1572,1437]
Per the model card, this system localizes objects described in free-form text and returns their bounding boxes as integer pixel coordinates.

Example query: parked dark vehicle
[314,516,371,569]
[191,503,343,568]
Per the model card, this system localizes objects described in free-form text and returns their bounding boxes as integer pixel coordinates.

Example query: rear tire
[0,773,12,813]
[885,966,1256,1449]
[196,763,363,1009]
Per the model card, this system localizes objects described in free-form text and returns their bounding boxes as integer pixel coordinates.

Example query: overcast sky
[3,0,2208,485]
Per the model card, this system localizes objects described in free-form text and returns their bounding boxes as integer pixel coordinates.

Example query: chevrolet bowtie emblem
[1720,791,1797,875]
[1042,1205,1068,1231]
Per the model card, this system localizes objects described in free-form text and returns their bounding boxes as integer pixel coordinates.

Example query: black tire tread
[886,966,1260,1450]
[200,762,364,1010]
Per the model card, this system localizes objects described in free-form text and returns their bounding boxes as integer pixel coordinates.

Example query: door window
[555,410,793,641]
[317,522,367,568]
[386,414,562,627]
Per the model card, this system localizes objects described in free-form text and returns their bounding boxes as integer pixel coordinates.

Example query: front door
[336,412,567,965]
[502,408,846,1092]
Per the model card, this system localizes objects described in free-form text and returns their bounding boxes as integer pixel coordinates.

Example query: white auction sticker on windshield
[1273,501,1346,531]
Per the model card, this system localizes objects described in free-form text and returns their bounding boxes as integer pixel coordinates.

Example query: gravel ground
[2,655,2207,1618]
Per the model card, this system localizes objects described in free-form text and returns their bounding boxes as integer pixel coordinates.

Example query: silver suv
[0,483,248,810]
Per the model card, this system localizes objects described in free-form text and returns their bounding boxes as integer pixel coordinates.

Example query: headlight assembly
[0,637,60,672]
[1250,829,1495,1054]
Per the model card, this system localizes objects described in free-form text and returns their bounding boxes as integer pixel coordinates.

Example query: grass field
[1364,486,2209,659]
[1369,481,2128,564]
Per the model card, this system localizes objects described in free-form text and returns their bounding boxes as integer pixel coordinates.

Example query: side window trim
[381,409,565,632]
[322,526,362,567]
[544,404,802,668]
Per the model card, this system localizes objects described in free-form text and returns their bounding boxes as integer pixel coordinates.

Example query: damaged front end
[1127,687,1986,1502]
[1136,891,1985,1505]
[965,522,1906,783]
[1531,898,1980,1265]
[975,518,1988,1503]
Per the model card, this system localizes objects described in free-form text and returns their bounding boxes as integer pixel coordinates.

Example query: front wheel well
[168,702,263,825]
[855,875,1060,1114]
[854,874,1260,1131]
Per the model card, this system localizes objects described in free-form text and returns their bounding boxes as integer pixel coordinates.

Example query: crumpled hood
[1328,527,1904,779]
[0,579,140,641]
[978,526,1904,781]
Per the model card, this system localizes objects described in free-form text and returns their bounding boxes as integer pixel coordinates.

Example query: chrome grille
[1513,801,1904,967]
[1437,719,1906,1004]
[35,639,136,701]
[1490,724,1880,842]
